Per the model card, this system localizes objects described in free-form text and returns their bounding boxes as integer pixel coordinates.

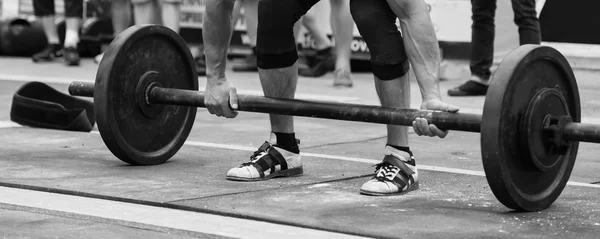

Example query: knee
[256,0,302,69]
[350,0,409,80]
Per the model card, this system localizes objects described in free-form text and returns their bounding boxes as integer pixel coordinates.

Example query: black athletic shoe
[447,80,489,96]
[63,47,80,66]
[32,44,62,63]
[298,47,335,77]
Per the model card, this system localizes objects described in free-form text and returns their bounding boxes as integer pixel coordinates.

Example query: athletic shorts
[33,0,83,18]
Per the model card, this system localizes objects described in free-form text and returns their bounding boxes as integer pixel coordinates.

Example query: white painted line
[183,141,598,188]
[0,186,366,239]
[0,74,92,85]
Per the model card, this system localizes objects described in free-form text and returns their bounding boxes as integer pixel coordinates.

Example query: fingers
[412,118,449,138]
[428,124,449,138]
[444,104,460,113]
[229,88,239,110]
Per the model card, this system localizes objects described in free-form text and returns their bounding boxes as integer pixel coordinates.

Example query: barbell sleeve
[149,87,482,133]
[68,81,94,97]
[561,122,600,143]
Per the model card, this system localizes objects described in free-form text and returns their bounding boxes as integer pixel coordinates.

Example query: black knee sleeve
[33,0,55,16]
[256,0,319,69]
[64,0,84,18]
[351,0,410,80]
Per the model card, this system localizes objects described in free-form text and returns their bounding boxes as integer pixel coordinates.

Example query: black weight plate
[95,25,198,165]
[481,45,580,212]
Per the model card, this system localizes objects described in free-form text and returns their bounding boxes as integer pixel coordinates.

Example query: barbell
[67,25,599,212]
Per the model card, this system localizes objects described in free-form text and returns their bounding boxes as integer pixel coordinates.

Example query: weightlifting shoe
[298,47,335,77]
[226,133,303,181]
[447,76,489,96]
[32,44,62,63]
[360,146,419,196]
[63,47,80,66]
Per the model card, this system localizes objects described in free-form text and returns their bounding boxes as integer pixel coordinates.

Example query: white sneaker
[360,146,419,196]
[226,133,303,181]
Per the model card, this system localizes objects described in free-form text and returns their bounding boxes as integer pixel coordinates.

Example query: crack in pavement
[301,135,388,150]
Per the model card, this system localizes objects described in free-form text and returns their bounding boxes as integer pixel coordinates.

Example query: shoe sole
[359,182,420,196]
[226,167,304,182]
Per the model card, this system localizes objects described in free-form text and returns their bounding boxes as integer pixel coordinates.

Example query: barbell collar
[149,87,482,132]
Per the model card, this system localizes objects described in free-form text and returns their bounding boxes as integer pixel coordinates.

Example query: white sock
[64,29,79,48]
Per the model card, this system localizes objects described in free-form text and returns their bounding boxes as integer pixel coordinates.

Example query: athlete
[203,0,459,195]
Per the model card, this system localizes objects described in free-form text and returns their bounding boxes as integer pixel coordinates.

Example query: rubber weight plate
[481,45,580,211]
[95,25,198,165]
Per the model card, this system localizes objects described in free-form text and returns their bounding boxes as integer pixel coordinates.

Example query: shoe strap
[243,143,289,176]
[373,159,416,190]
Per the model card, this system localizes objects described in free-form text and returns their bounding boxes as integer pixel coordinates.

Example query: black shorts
[256,0,409,79]
[33,0,83,18]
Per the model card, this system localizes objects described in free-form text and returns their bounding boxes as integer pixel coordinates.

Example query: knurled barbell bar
[68,25,600,212]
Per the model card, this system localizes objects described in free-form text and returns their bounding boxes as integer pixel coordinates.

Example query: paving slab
[174,173,600,239]
[0,127,372,202]
[0,205,209,239]
[0,126,599,238]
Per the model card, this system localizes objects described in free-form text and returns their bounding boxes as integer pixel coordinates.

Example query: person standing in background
[447,0,541,96]
[94,0,133,63]
[298,0,354,88]
[31,0,83,66]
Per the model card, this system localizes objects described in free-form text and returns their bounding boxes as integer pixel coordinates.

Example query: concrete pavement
[0,56,599,238]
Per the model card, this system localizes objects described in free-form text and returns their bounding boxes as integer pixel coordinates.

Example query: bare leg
[40,16,60,44]
[244,0,259,47]
[375,76,410,147]
[64,17,81,48]
[329,0,353,73]
[232,0,243,27]
[259,65,298,133]
[302,12,333,50]
[112,0,133,35]
[133,1,158,25]
[161,2,181,33]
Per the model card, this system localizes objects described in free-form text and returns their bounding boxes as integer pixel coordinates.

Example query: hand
[412,99,460,138]
[204,77,239,118]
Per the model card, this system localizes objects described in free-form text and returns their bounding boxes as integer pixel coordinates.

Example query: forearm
[203,0,236,80]
[389,0,442,101]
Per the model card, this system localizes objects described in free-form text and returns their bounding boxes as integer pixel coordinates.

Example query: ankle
[272,132,299,154]
[470,75,490,85]
[385,144,415,166]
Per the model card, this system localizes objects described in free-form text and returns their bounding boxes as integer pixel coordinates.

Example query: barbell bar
[69,81,483,133]
[69,81,600,144]
[67,24,597,212]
